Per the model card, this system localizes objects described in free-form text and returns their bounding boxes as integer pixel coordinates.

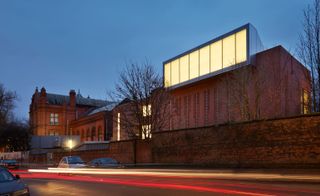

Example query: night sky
[0,0,312,120]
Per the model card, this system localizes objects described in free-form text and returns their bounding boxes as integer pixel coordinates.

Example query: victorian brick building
[29,87,115,142]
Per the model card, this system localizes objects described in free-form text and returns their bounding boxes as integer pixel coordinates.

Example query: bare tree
[110,61,171,140]
[297,0,320,112]
[226,45,309,122]
[0,83,17,125]
[226,64,264,122]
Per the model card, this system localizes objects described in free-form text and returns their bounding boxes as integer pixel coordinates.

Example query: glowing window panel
[180,55,189,83]
[189,50,199,79]
[223,34,236,68]
[236,29,247,63]
[199,46,210,76]
[210,40,222,72]
[171,59,180,85]
[143,104,151,117]
[142,124,151,139]
[163,24,263,88]
[164,63,171,87]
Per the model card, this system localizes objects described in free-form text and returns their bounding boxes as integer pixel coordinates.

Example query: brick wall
[30,114,320,168]
[152,114,320,168]
[29,139,152,165]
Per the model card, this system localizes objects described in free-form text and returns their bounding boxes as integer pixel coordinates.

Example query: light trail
[18,172,275,196]
[27,168,320,182]
[11,169,320,196]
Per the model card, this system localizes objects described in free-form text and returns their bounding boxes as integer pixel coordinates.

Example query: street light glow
[68,139,73,149]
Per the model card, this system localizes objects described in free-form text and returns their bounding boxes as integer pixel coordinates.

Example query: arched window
[91,127,96,141]
[81,129,85,141]
[86,128,90,141]
[98,127,103,141]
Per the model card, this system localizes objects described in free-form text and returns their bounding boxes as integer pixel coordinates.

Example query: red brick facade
[168,46,310,130]
[29,114,320,168]
[29,88,113,141]
[30,47,310,144]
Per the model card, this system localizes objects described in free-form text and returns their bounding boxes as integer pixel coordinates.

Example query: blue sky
[0,0,312,120]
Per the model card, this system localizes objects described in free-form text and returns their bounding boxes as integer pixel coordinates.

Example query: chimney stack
[69,89,76,107]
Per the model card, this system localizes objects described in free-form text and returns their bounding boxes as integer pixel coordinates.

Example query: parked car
[88,158,122,168]
[0,166,29,196]
[58,156,87,168]
[0,159,19,169]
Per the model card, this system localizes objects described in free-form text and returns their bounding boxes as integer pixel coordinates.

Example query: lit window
[117,113,121,141]
[199,46,210,75]
[301,90,309,114]
[189,50,199,79]
[164,63,171,87]
[171,59,180,85]
[223,34,236,68]
[50,113,59,125]
[236,29,247,63]
[142,124,151,139]
[164,27,249,88]
[143,104,151,117]
[180,55,189,83]
[210,40,222,72]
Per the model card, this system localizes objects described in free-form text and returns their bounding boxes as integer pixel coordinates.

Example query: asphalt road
[22,174,320,196]
[24,178,223,196]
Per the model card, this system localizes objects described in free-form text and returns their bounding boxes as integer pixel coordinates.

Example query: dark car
[88,158,122,168]
[0,159,19,169]
[0,167,29,196]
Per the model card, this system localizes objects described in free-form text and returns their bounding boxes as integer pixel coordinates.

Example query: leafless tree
[226,45,309,122]
[0,83,17,126]
[297,0,320,112]
[110,61,171,140]
[226,64,264,122]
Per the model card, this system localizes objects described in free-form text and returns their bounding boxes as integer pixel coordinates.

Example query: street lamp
[68,139,73,156]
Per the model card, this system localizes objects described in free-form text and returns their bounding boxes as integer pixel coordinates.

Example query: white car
[58,156,87,168]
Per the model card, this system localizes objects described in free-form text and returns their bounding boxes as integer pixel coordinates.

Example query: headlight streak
[11,169,320,196]
[21,171,274,196]
[27,168,320,182]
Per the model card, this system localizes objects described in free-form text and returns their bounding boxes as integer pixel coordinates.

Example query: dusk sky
[0,0,312,120]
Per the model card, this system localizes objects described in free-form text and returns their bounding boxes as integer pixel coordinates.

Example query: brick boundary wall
[29,114,320,168]
[151,114,320,168]
[29,139,152,166]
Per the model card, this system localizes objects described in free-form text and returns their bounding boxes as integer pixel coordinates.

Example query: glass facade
[164,28,248,88]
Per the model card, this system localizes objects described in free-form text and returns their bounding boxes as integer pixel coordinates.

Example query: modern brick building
[111,24,311,141]
[29,87,115,142]
[163,24,311,130]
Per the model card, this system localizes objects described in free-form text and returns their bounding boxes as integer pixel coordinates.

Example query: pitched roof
[81,102,118,117]
[46,93,109,107]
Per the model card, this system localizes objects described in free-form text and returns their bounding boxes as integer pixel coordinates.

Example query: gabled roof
[46,93,108,107]
[80,102,118,117]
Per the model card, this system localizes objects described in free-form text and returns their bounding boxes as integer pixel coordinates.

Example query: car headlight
[13,188,29,196]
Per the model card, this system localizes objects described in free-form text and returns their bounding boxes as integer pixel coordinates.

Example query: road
[16,171,320,196]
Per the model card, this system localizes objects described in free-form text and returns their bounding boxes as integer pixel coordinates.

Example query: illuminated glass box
[163,23,264,88]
